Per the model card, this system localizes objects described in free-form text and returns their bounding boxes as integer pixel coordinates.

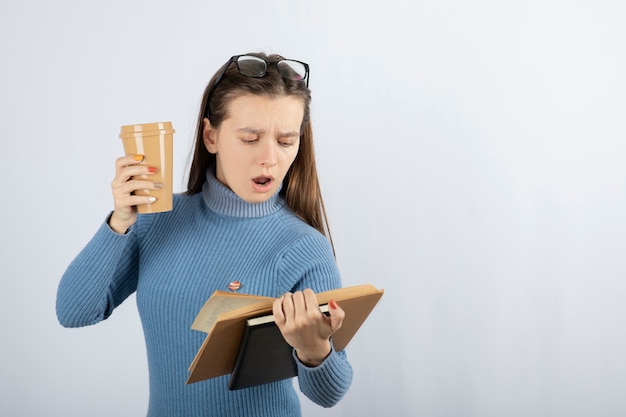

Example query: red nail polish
[148,167,157,173]
[329,300,338,309]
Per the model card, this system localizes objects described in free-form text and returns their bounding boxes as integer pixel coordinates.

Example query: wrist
[108,212,134,235]
[295,340,331,367]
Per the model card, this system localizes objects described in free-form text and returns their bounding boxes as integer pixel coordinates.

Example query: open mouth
[252,176,274,191]
[253,177,272,185]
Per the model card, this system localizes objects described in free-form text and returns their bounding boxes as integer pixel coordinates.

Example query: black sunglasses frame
[204,55,310,119]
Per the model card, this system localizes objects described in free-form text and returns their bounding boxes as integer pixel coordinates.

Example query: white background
[1,1,625,416]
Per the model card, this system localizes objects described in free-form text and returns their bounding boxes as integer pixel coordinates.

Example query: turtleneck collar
[201,167,285,218]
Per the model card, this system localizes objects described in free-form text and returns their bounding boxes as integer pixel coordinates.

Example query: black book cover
[228,320,297,390]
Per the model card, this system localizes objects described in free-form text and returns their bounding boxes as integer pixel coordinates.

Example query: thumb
[327,300,345,334]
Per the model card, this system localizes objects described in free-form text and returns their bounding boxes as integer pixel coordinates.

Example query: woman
[57,52,352,416]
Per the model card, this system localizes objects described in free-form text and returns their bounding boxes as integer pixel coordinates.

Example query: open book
[187,284,384,386]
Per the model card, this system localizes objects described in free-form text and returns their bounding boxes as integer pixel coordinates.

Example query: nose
[258,141,277,167]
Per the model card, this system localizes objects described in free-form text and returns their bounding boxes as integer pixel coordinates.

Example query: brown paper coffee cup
[119,121,175,213]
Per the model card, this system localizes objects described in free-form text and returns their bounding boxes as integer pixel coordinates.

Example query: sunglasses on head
[204,54,310,119]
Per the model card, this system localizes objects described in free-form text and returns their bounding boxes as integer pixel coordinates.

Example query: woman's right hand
[108,154,160,234]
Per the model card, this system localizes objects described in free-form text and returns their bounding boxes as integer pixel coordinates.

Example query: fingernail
[329,300,338,309]
[148,197,156,202]
[133,155,144,162]
[147,167,157,173]
[153,182,163,189]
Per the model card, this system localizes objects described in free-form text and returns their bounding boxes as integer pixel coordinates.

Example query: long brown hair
[186,52,333,243]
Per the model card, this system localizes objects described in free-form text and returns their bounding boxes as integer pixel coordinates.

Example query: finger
[114,154,157,181]
[115,194,156,210]
[112,170,161,206]
[113,176,159,207]
[113,166,158,186]
[112,182,157,213]
[272,295,286,325]
[116,154,144,169]
[115,178,162,195]
[279,292,295,322]
[114,155,143,180]
[328,299,345,334]
[290,291,306,320]
[302,289,321,317]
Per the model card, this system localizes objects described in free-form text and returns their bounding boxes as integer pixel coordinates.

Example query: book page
[191,292,273,333]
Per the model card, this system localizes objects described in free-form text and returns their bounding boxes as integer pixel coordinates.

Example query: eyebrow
[237,127,299,138]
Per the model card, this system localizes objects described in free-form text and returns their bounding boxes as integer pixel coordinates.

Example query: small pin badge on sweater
[228,281,242,292]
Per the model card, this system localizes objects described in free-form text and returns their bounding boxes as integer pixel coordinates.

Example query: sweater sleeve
[278,232,354,407]
[295,343,353,408]
[56,216,141,328]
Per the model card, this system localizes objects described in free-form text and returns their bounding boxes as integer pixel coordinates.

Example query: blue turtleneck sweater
[56,170,353,416]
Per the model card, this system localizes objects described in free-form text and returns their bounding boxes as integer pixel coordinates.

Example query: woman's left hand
[273,288,345,367]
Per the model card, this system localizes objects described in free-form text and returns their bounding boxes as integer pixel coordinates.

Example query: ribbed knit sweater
[56,169,353,417]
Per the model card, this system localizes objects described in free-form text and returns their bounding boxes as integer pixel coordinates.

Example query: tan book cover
[187,284,384,384]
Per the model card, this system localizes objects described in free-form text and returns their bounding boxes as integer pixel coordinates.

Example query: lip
[251,175,275,193]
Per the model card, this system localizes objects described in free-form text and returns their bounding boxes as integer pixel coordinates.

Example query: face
[203,94,304,204]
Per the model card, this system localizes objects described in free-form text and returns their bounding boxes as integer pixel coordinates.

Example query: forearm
[56,218,138,327]
[296,344,353,408]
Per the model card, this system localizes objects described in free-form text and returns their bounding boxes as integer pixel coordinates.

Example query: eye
[278,137,297,147]
[241,137,259,144]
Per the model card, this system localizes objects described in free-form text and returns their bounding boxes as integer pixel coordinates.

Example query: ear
[202,118,219,154]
